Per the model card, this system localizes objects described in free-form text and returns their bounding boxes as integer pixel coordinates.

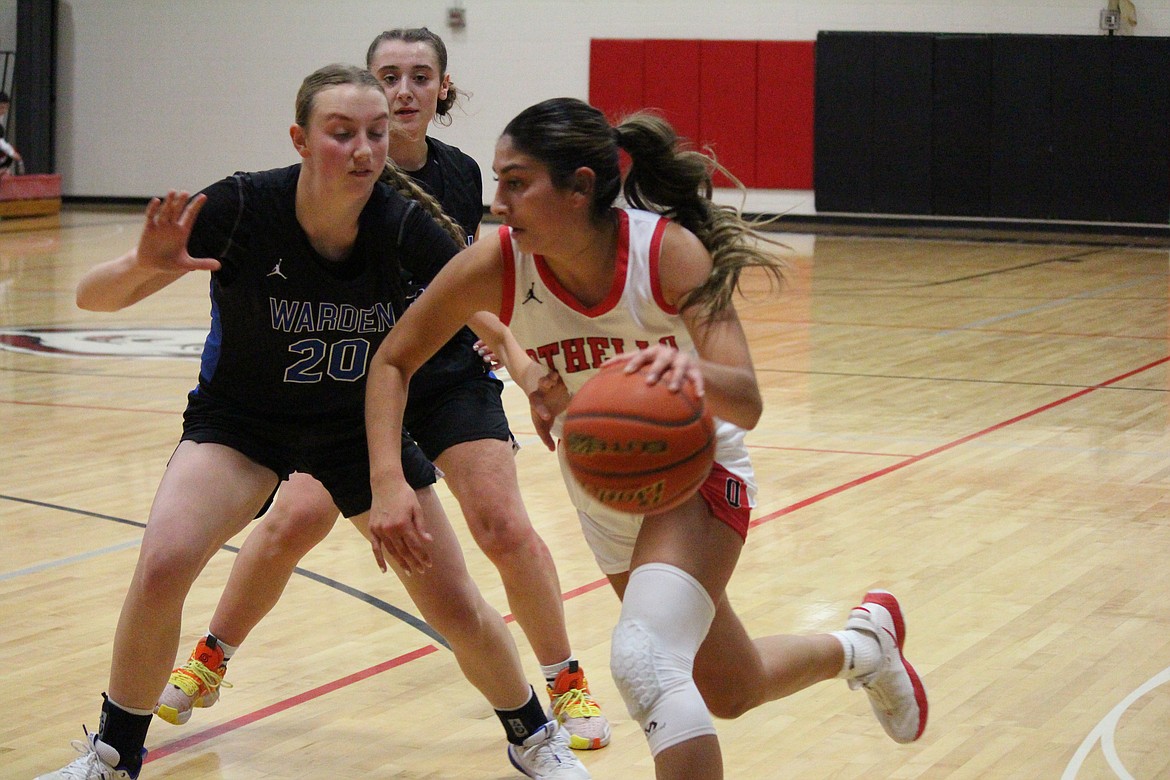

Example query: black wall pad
[991,36,1053,219]
[1109,37,1170,224]
[813,32,1168,225]
[931,35,992,217]
[871,33,933,215]
[1050,37,1112,221]
[14,0,57,174]
[814,32,874,213]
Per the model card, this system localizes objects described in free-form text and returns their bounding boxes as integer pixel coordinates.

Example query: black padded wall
[14,0,56,174]
[814,32,1170,225]
[814,32,875,213]
[931,35,992,217]
[1050,37,1112,221]
[1110,37,1170,223]
[991,36,1053,219]
[871,34,933,215]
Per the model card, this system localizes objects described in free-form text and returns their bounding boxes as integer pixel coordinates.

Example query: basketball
[562,361,716,514]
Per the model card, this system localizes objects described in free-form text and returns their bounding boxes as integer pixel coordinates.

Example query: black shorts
[404,373,512,460]
[181,390,437,518]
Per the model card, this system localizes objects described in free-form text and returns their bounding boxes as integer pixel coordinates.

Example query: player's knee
[610,616,665,724]
[134,539,206,601]
[611,615,716,755]
[259,499,337,552]
[463,504,536,561]
[609,563,719,755]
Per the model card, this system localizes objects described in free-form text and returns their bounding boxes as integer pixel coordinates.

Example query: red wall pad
[699,40,758,187]
[642,40,701,144]
[589,39,646,122]
[756,41,815,189]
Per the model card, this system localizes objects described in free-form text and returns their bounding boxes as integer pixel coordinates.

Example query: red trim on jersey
[497,225,516,327]
[698,461,751,541]
[647,216,675,314]
[532,209,630,318]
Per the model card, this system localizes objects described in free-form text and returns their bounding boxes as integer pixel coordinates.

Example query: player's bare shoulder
[657,220,713,305]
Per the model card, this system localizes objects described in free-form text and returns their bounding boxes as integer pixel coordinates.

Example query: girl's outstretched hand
[137,191,220,273]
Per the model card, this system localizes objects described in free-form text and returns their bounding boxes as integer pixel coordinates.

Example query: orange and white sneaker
[155,636,232,725]
[845,590,928,743]
[547,661,611,750]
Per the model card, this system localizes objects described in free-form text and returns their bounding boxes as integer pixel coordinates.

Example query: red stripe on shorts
[698,462,751,540]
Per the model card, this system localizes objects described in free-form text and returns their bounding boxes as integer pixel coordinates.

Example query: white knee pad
[610,563,717,756]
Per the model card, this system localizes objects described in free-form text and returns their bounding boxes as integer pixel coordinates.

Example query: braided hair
[378,161,466,247]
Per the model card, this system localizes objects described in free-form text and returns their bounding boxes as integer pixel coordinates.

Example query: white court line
[1061,665,1170,780]
[0,539,143,581]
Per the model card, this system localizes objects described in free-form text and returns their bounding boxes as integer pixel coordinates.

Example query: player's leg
[438,438,571,668]
[608,508,926,752]
[438,437,611,750]
[609,493,741,780]
[349,487,589,778]
[38,441,277,779]
[156,471,340,724]
[420,378,610,749]
[694,588,926,743]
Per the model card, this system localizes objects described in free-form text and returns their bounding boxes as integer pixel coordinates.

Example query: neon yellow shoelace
[553,686,602,718]
[168,659,231,698]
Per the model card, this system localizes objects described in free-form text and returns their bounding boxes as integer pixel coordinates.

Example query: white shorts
[556,426,757,575]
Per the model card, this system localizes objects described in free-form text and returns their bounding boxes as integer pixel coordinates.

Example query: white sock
[540,656,574,686]
[207,632,239,663]
[831,629,881,679]
[105,696,153,717]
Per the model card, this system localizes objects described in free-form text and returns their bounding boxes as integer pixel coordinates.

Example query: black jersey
[410,136,483,242]
[186,165,459,437]
[404,136,490,399]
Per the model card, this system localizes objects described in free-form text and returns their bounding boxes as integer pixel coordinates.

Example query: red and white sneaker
[845,590,928,743]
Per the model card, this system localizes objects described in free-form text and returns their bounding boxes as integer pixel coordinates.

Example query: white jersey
[500,208,685,390]
[498,208,756,573]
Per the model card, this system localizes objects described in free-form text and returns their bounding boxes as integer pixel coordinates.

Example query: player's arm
[468,312,567,450]
[76,192,221,312]
[467,312,552,395]
[368,239,503,482]
[620,222,763,430]
[365,238,505,569]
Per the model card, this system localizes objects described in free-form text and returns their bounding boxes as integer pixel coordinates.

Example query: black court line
[0,493,449,649]
[811,247,1119,293]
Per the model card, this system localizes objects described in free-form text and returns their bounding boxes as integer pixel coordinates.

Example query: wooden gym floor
[1,206,1167,779]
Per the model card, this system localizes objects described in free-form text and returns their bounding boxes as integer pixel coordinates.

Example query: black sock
[98,693,151,774]
[494,686,550,745]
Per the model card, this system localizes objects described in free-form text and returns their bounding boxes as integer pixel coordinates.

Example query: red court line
[146,645,440,762]
[750,355,1168,525]
[145,354,1168,762]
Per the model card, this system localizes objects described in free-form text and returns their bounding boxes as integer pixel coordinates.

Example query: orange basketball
[562,361,715,514]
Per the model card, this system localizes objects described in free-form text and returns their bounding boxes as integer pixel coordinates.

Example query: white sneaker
[547,662,611,750]
[35,729,141,779]
[507,721,591,779]
[845,590,928,743]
